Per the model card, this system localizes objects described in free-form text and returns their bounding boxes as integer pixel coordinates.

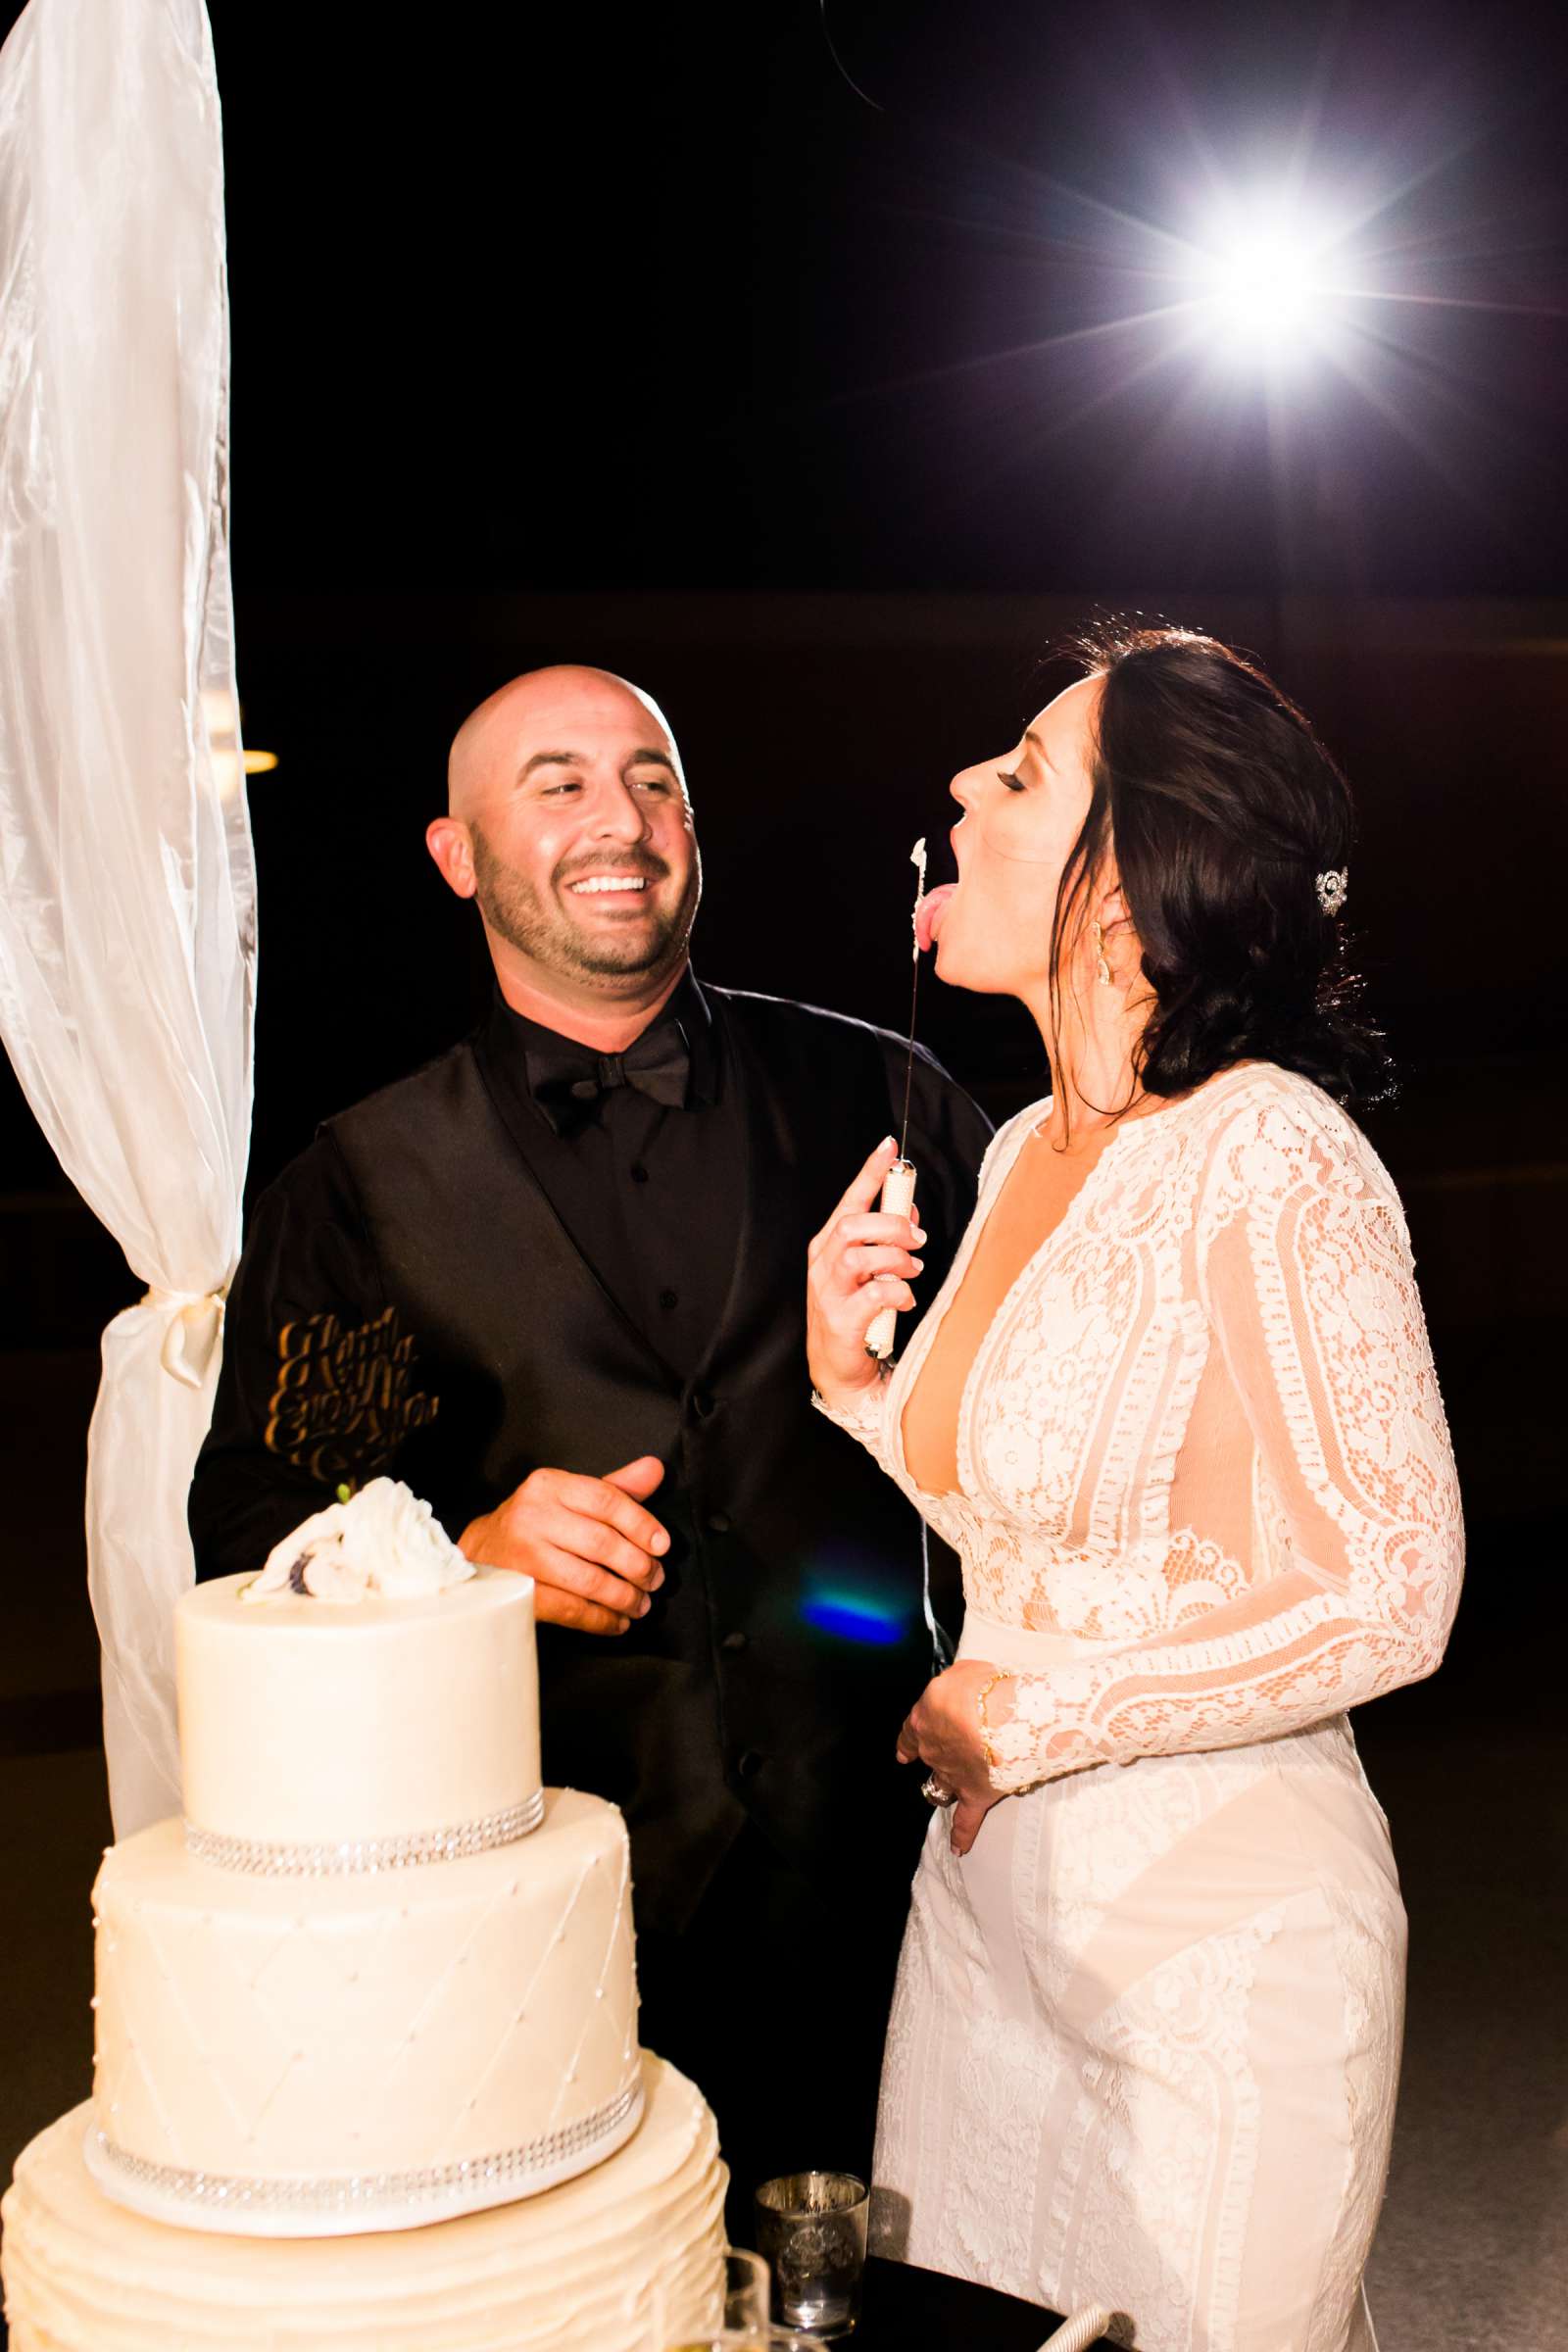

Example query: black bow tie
[526,1024,691,1135]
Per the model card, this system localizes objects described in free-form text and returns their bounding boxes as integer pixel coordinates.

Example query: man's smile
[565,874,653,898]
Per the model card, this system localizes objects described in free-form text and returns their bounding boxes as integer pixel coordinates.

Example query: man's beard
[469,824,700,984]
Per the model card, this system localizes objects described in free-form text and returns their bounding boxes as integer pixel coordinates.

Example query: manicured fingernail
[638,1594,653,1615]
[912,1226,927,1246]
[910,1257,924,1273]
[650,1568,665,1591]
[652,1532,669,1554]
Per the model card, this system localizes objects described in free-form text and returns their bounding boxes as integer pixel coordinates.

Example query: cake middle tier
[177,1565,540,1855]
[90,1788,641,2234]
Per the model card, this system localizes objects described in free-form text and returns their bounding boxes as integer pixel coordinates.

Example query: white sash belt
[956,1609,1123,1673]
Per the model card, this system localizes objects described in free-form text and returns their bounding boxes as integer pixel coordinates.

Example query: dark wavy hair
[1050,619,1393,1110]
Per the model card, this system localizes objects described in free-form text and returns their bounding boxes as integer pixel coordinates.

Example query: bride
[807,624,1463,2352]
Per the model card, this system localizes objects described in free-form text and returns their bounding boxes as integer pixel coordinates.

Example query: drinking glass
[664,2336,824,2351]
[754,2172,868,2338]
[665,2244,826,2349]
[722,2249,770,2332]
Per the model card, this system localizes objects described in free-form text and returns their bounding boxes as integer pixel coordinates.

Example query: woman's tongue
[914,883,956,955]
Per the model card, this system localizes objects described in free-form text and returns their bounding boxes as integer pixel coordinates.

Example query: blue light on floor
[801,1591,906,1646]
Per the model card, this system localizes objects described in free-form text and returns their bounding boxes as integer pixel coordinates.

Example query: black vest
[325,990,980,1933]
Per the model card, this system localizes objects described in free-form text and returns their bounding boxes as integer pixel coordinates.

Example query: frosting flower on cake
[244,1477,475,1604]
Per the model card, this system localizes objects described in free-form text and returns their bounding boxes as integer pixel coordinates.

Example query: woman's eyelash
[997,767,1025,793]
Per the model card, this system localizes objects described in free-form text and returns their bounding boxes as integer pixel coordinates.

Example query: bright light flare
[1184,204,1348,368]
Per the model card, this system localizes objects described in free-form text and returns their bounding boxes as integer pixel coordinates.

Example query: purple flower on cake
[244,1477,475,1604]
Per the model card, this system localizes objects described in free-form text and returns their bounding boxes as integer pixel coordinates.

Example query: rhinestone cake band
[183,1789,546,1877]
[84,2079,646,2238]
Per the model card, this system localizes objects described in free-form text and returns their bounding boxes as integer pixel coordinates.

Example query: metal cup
[754,2172,868,2339]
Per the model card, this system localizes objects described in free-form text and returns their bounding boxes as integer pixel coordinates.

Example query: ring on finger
[921,1774,953,1807]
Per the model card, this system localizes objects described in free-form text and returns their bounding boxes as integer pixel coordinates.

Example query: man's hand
[461,1455,669,1636]
[897,1659,1009,1858]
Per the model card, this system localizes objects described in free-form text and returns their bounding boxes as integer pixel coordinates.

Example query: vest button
[629,1162,650,1184]
[736,1749,763,1780]
[707,1510,732,1535]
[719,1630,748,1653]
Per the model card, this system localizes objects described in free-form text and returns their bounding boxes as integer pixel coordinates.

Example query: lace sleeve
[986,1090,1464,1792]
[811,1375,896,1473]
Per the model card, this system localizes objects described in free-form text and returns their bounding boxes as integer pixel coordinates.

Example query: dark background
[5,0,1563,1397]
[3,0,1567,1191]
[1,4,1564,2336]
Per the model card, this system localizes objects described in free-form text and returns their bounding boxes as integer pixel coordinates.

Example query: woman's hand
[807,1137,926,1405]
[897,1659,1012,1858]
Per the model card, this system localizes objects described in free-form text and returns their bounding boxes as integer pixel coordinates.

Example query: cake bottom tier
[1,2055,726,2352]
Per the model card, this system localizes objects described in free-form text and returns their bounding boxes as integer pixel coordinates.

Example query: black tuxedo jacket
[190,986,992,1933]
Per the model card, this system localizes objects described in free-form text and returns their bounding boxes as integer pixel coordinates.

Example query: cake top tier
[177,1491,541,1861]
[180,1560,527,1640]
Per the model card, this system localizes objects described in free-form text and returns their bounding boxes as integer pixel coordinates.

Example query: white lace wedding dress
[818,1063,1463,2352]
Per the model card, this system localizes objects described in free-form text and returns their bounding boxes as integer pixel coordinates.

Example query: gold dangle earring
[1092,918,1112,988]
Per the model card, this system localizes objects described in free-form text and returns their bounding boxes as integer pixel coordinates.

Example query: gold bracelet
[975,1668,1012,1774]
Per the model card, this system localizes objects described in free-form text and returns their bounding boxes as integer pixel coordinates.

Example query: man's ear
[425,816,477,900]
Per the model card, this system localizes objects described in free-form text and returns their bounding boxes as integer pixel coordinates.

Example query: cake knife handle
[864,1156,917,1361]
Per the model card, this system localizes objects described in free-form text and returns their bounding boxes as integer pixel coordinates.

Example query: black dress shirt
[480,976,743,1386]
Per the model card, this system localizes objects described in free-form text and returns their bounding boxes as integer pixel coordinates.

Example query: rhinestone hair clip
[1315,868,1348,915]
[183,1790,545,1877]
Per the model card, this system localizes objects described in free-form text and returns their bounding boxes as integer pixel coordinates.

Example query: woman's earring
[1093,919,1112,988]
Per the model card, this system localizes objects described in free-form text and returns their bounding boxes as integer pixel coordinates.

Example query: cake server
[865,836,927,1361]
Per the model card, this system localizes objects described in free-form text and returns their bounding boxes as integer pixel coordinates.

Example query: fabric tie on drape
[0,0,255,1833]
[144,1289,229,1390]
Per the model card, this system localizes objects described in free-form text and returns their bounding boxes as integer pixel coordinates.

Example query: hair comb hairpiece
[1315,868,1348,915]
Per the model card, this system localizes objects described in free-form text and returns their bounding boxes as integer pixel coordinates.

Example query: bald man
[189,665,991,2221]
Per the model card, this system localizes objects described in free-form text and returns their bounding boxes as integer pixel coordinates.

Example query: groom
[189,663,990,2217]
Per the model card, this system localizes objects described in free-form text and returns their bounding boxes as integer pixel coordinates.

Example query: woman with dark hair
[808,626,1463,2351]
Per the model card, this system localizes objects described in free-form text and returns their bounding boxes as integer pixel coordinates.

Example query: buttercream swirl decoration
[244,1477,474,1605]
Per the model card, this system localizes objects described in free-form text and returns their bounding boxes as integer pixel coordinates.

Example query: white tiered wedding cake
[1,1482,727,2349]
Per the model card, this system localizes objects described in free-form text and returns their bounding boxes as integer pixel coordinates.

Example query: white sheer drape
[0,0,255,1832]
